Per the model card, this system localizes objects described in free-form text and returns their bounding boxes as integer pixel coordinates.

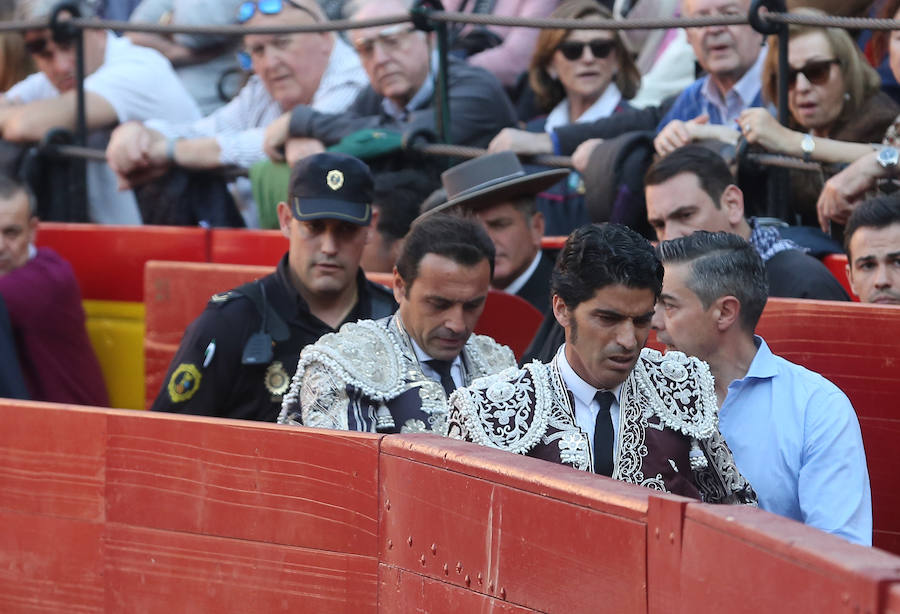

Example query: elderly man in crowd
[653,231,871,545]
[106,0,367,225]
[1,0,201,224]
[426,151,567,314]
[448,224,756,505]
[152,153,395,421]
[279,213,516,434]
[263,0,516,164]
[843,193,900,305]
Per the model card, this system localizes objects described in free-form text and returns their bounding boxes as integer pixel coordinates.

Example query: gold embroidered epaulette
[631,348,718,440]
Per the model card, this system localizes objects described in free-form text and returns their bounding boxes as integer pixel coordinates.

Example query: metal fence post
[411,0,451,145]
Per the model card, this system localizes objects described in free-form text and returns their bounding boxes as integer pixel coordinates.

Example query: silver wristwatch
[801,133,815,162]
[877,145,899,171]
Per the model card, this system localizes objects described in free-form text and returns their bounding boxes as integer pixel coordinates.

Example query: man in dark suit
[427,151,567,314]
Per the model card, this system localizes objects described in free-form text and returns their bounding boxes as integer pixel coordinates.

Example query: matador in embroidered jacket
[448,348,756,504]
[278,315,516,434]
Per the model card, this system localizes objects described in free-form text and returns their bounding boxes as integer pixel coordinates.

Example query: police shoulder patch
[168,363,202,403]
[209,290,237,304]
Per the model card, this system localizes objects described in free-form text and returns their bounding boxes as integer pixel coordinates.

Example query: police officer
[151,153,396,421]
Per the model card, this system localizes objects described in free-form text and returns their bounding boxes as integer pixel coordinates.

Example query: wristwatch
[877,145,899,171]
[801,133,815,162]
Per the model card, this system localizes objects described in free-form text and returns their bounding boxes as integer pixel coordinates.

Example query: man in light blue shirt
[652,231,872,545]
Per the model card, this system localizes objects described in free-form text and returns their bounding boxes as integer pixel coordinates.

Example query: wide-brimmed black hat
[425,151,568,217]
[289,152,373,225]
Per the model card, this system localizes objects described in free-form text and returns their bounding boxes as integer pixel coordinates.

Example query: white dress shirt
[555,344,623,457]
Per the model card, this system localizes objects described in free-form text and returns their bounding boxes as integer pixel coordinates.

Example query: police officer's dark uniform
[151,153,396,421]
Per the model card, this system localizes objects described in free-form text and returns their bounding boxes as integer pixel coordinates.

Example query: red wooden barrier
[3,400,900,613]
[36,223,208,302]
[209,228,287,266]
[823,253,857,301]
[757,299,900,553]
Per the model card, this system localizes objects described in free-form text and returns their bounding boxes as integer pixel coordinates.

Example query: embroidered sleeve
[298,359,352,430]
[693,433,758,505]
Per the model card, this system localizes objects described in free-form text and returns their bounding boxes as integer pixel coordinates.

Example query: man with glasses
[1,0,202,224]
[106,0,367,226]
[262,0,516,165]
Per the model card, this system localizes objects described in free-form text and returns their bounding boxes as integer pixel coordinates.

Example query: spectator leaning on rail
[487,0,767,167]
[278,213,516,434]
[843,193,900,306]
[447,223,757,504]
[425,151,567,315]
[151,153,395,422]
[0,172,108,406]
[105,0,368,226]
[262,0,517,166]
[0,0,201,224]
[652,231,872,545]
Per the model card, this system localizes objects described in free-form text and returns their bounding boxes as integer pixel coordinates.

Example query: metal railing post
[49,1,88,222]
[749,0,790,222]
[411,0,451,145]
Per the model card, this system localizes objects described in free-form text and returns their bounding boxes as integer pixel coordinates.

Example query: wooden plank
[886,583,900,614]
[105,523,377,614]
[36,223,208,302]
[106,413,381,555]
[380,438,648,613]
[678,503,900,614]
[0,401,105,521]
[209,228,288,266]
[0,510,104,614]
[646,495,690,614]
[378,566,539,613]
[382,435,649,520]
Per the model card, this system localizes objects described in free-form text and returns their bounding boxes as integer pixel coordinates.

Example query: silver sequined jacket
[447,348,757,505]
[277,315,516,435]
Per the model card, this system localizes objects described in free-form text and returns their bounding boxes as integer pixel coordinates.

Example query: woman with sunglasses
[735,8,899,225]
[518,0,641,234]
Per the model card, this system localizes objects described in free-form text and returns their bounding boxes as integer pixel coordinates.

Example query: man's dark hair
[396,213,495,288]
[656,231,769,333]
[843,193,900,258]
[372,169,436,241]
[644,144,734,207]
[551,223,663,308]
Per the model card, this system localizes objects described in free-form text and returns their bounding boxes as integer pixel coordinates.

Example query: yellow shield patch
[168,363,202,403]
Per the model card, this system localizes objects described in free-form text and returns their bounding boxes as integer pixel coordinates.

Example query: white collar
[554,343,623,407]
[499,250,542,295]
[543,82,622,133]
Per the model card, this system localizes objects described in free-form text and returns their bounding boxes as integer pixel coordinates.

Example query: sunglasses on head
[556,39,616,61]
[237,0,319,24]
[787,58,839,89]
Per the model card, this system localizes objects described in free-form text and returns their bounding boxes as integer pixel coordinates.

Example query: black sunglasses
[787,59,839,89]
[557,39,616,61]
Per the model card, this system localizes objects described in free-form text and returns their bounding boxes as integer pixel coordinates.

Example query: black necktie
[426,359,456,397]
[593,391,615,477]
